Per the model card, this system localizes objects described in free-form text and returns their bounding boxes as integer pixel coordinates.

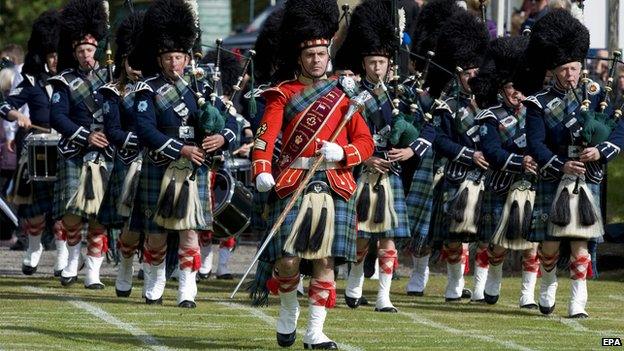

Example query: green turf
[607,156,624,223]
[0,274,622,350]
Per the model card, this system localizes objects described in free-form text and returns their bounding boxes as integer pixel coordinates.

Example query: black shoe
[277,331,296,347]
[569,312,589,319]
[217,273,233,280]
[538,303,555,315]
[407,291,424,296]
[22,264,37,275]
[304,341,338,349]
[344,294,362,309]
[461,289,472,299]
[445,297,462,302]
[145,297,163,305]
[483,293,499,305]
[137,269,144,281]
[178,300,197,308]
[54,270,62,277]
[197,271,211,280]
[116,288,132,297]
[359,296,369,306]
[60,276,77,286]
[520,303,538,310]
[85,283,105,290]
[374,306,398,313]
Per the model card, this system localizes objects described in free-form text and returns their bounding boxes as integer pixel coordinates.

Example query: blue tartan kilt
[128,157,212,234]
[98,156,129,227]
[527,179,602,242]
[52,156,88,220]
[431,178,479,243]
[479,190,506,242]
[405,148,435,251]
[259,172,357,264]
[18,180,53,219]
[357,172,410,240]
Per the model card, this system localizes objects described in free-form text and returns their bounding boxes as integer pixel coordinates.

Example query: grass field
[1,274,623,351]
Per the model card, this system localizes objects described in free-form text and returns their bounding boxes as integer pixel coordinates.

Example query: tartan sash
[276,85,345,174]
[153,76,192,116]
[543,90,580,130]
[65,69,107,117]
[283,79,338,123]
[121,83,136,111]
[495,106,526,146]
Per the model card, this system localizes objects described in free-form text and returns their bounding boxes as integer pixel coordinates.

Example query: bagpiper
[427,9,490,302]
[250,0,374,347]
[49,0,111,289]
[469,35,541,308]
[523,9,624,318]
[335,0,434,313]
[98,10,145,297]
[128,0,237,308]
[0,9,67,277]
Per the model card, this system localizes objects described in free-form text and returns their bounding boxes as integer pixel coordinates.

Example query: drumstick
[29,124,51,133]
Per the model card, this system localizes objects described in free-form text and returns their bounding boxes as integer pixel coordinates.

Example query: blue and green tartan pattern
[478,190,505,242]
[52,156,88,220]
[128,157,212,234]
[542,91,579,129]
[283,79,338,122]
[362,89,389,121]
[19,181,53,219]
[153,76,192,116]
[97,156,129,227]
[357,172,410,240]
[405,148,435,249]
[496,108,526,144]
[259,172,357,263]
[525,180,602,242]
[67,69,107,107]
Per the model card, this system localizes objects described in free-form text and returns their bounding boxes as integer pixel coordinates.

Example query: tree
[0,0,65,50]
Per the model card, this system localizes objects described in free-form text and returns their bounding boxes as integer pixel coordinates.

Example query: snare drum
[212,168,252,238]
[224,157,252,187]
[25,133,61,181]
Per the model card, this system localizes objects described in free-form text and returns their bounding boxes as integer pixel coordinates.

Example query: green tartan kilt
[128,157,212,234]
[357,172,410,240]
[52,156,89,220]
[98,156,129,227]
[431,178,480,243]
[479,190,505,242]
[526,180,602,242]
[258,172,357,264]
[405,148,435,251]
[19,180,53,219]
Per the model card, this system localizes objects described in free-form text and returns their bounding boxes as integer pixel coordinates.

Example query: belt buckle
[179,126,195,139]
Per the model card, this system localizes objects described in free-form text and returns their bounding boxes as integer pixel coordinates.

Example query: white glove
[255,172,275,192]
[319,141,345,162]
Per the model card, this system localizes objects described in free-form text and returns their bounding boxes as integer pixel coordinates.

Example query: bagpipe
[549,51,622,239]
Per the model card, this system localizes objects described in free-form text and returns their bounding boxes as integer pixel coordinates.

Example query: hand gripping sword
[230,89,373,298]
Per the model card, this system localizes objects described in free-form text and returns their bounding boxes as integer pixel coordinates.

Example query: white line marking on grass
[219,302,364,351]
[398,311,536,351]
[608,295,624,302]
[22,286,170,351]
[559,318,588,332]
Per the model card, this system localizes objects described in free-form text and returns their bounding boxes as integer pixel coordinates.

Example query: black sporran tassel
[505,201,521,240]
[122,172,141,207]
[174,179,190,219]
[157,177,176,218]
[373,182,386,224]
[522,199,533,238]
[578,187,597,226]
[357,183,371,222]
[99,163,110,191]
[309,207,327,252]
[294,207,313,252]
[450,187,469,223]
[550,187,571,226]
[85,166,95,200]
[473,188,484,226]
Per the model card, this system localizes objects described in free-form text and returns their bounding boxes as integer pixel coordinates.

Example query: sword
[230,89,372,299]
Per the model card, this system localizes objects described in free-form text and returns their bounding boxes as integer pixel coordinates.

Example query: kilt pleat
[405,149,435,249]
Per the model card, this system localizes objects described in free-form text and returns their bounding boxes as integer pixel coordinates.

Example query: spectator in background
[0,44,22,248]
[521,0,549,31]
[465,0,497,39]
[614,66,624,111]
[591,49,610,85]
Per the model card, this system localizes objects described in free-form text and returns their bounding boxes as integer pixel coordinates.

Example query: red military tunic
[252,76,374,200]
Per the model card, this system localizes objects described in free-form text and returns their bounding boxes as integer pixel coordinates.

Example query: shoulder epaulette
[47,69,75,87]
[99,82,121,96]
[474,108,496,121]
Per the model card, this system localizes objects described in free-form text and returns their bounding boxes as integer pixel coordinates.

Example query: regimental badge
[479,125,488,136]
[295,135,303,145]
[433,115,441,127]
[102,101,110,114]
[338,76,357,97]
[137,100,148,112]
[51,92,61,104]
